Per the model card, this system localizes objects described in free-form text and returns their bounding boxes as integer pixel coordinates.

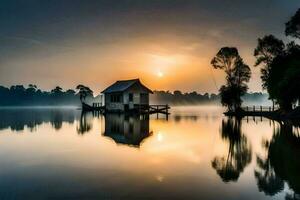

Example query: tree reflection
[76,111,93,134]
[212,117,252,182]
[51,111,63,130]
[0,109,78,132]
[255,123,300,198]
[254,138,284,196]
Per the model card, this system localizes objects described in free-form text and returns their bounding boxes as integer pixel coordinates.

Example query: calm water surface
[0,106,299,200]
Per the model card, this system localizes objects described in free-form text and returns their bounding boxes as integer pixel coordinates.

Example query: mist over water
[0,106,298,199]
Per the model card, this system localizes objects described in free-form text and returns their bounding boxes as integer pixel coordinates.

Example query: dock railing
[134,104,170,114]
[241,105,279,112]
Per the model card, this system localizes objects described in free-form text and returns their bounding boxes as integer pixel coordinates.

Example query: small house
[101,79,153,112]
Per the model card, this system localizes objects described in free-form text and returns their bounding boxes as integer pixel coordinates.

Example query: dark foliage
[150,90,266,105]
[0,85,268,106]
[150,90,219,105]
[0,84,83,106]
[211,47,251,111]
[267,43,300,111]
[254,8,300,111]
[285,8,300,39]
[254,35,285,90]
[76,84,93,103]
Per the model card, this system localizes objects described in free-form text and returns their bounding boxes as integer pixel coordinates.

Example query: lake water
[0,106,299,200]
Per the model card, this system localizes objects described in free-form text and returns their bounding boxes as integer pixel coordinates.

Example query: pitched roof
[101,79,153,93]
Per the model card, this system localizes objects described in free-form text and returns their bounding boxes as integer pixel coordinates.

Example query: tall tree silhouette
[211,118,252,182]
[267,43,300,111]
[285,8,300,39]
[253,8,300,111]
[211,47,251,111]
[254,35,285,89]
[76,85,93,103]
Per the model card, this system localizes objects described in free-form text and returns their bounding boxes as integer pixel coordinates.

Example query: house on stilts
[102,79,153,112]
[83,78,170,116]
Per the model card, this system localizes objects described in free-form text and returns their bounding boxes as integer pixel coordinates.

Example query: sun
[157,71,164,77]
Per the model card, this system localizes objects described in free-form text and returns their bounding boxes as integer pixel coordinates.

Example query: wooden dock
[224,105,300,121]
[82,103,170,118]
[224,106,279,117]
[135,104,170,115]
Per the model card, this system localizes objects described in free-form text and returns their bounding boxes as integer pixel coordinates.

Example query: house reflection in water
[103,114,152,148]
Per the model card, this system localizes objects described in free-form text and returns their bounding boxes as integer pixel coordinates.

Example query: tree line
[212,8,300,112]
[0,84,267,106]
[0,84,93,106]
[151,90,268,105]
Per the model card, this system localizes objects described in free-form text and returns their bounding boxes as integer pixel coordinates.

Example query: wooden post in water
[166,104,169,120]
[253,105,255,112]
[246,106,248,112]
[260,106,262,112]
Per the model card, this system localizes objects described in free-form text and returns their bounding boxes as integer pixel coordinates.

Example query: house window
[129,93,133,102]
[140,93,148,103]
[110,94,122,103]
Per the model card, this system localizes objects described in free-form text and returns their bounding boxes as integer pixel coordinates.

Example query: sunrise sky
[0,0,299,94]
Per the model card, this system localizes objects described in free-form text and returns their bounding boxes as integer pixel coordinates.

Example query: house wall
[104,82,151,112]
[123,83,150,105]
[105,93,124,111]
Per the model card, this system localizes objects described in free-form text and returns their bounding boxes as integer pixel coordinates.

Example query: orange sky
[0,35,262,94]
[0,1,299,94]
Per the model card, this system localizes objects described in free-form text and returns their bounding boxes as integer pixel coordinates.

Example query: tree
[76,84,93,103]
[254,8,300,112]
[211,47,251,111]
[219,85,242,111]
[267,43,300,111]
[211,47,240,83]
[173,90,182,96]
[285,8,300,39]
[26,84,38,94]
[66,89,76,95]
[254,35,285,89]
[51,86,63,95]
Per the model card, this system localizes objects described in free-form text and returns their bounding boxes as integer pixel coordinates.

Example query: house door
[129,93,134,109]
[124,104,129,111]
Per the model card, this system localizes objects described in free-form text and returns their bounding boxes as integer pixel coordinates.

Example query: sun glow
[157,71,164,77]
[157,132,164,142]
[147,54,184,79]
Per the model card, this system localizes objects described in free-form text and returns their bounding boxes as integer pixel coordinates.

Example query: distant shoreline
[0,106,80,109]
